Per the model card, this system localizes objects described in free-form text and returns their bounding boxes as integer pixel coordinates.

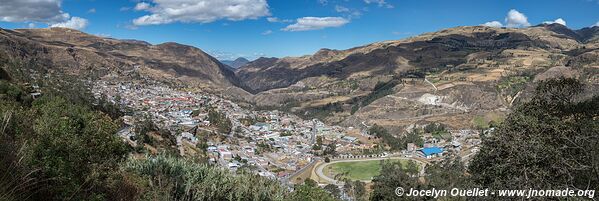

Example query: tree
[425,157,470,192]
[29,96,128,199]
[316,136,323,146]
[404,130,424,147]
[324,141,337,156]
[207,109,232,134]
[324,184,341,199]
[312,144,322,151]
[369,125,403,150]
[304,178,318,187]
[289,182,337,201]
[370,160,425,201]
[135,116,156,144]
[347,180,367,201]
[470,78,599,195]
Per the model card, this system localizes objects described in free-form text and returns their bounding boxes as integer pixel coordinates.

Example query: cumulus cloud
[505,9,530,28]
[0,0,89,30]
[543,18,566,26]
[50,17,89,30]
[132,0,271,26]
[0,0,69,23]
[482,21,503,28]
[134,2,152,11]
[594,21,599,27]
[364,0,394,8]
[282,17,349,31]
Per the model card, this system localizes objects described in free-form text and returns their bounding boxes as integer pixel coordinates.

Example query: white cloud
[0,0,69,23]
[132,0,270,26]
[364,0,393,8]
[482,21,503,28]
[318,0,328,5]
[267,17,291,23]
[543,18,566,26]
[0,0,90,30]
[50,17,89,30]
[87,8,96,13]
[282,17,349,32]
[334,5,362,19]
[335,5,350,13]
[28,23,36,28]
[134,2,151,11]
[594,21,599,27]
[505,9,530,28]
[261,30,273,35]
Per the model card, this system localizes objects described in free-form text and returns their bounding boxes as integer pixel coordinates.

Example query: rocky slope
[0,27,246,94]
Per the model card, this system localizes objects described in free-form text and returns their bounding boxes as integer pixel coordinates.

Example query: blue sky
[1,0,599,60]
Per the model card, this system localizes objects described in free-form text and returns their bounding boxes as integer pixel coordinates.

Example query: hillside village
[92,77,484,184]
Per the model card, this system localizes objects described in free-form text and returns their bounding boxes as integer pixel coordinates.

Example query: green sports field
[322,159,412,181]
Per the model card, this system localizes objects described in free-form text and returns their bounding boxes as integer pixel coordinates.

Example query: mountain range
[1,23,598,130]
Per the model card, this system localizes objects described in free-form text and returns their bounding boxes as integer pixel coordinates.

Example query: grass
[472,116,489,129]
[323,159,410,181]
[472,112,506,129]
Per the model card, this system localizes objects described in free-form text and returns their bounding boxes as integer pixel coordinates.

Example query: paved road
[282,158,320,184]
[314,157,428,185]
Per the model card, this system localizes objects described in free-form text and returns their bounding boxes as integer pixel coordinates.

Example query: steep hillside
[237,25,594,92]
[0,27,245,93]
[237,25,599,130]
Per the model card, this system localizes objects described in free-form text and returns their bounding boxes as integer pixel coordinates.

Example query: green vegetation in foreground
[324,159,412,181]
[0,77,335,201]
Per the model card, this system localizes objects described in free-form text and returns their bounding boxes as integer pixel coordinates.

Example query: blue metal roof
[420,147,444,156]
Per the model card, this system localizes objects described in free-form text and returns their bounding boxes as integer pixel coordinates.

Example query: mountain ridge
[1,25,598,129]
[221,57,250,69]
[236,24,599,93]
[0,27,248,94]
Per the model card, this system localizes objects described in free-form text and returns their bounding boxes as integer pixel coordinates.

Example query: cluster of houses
[93,78,486,184]
[405,128,482,160]
[93,79,375,179]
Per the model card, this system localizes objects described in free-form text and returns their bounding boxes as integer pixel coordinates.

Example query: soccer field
[322,159,411,181]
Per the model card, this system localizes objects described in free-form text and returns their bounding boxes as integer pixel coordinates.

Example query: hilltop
[236,24,599,130]
[0,27,248,95]
[222,57,251,69]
